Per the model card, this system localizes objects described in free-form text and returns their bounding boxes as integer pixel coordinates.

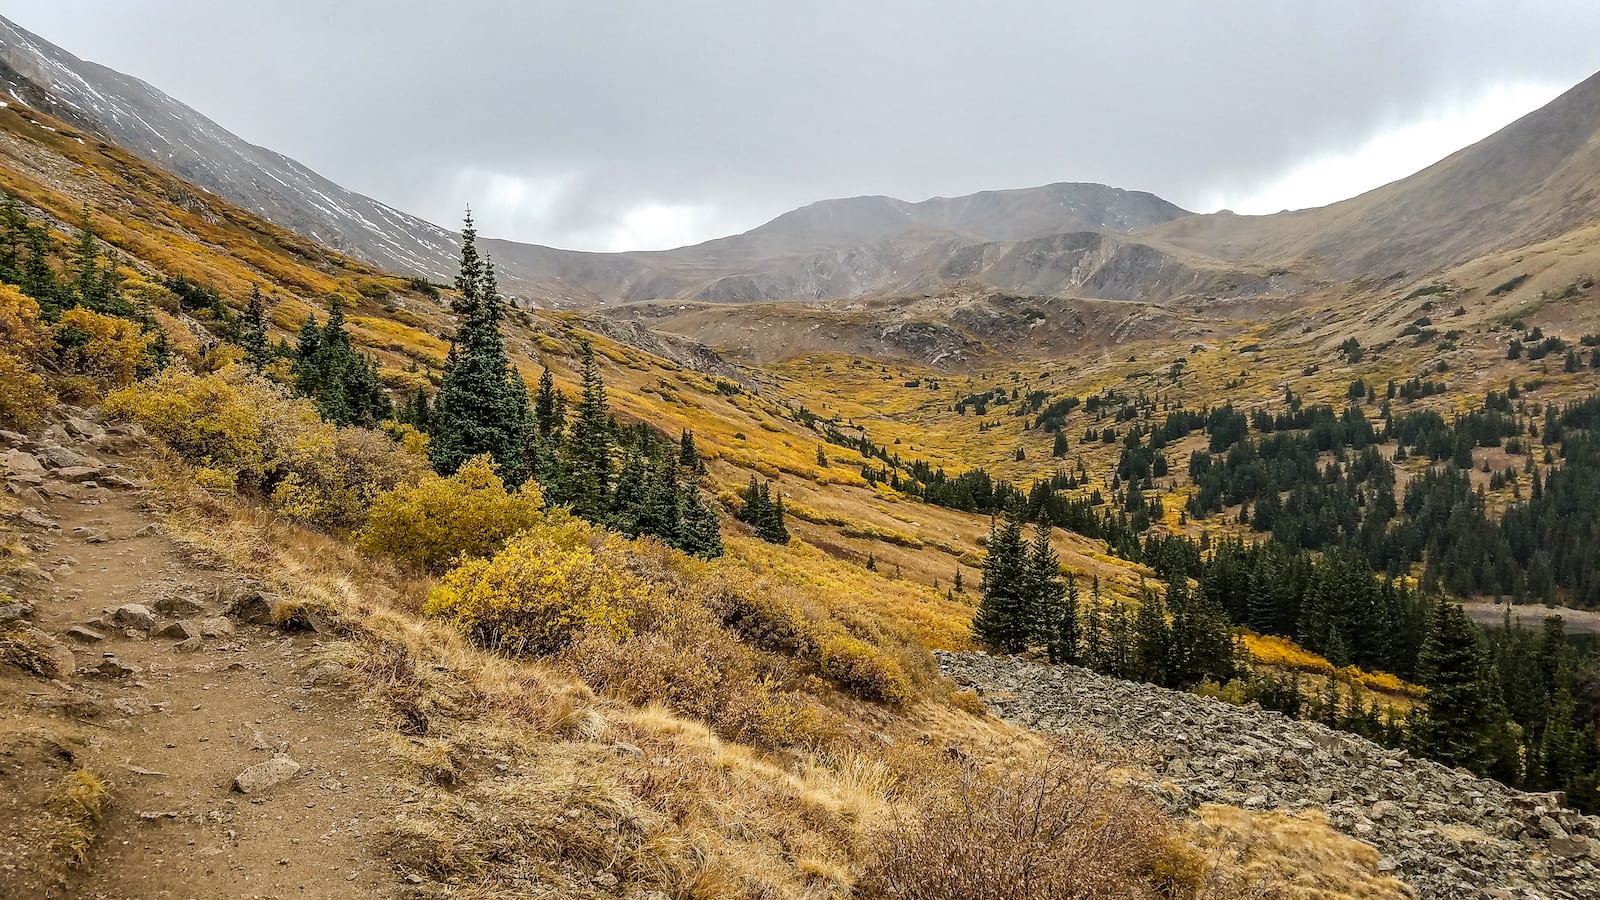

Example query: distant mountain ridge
[0,14,1226,306]
[6,13,1600,309]
[0,15,464,282]
[1149,69,1600,278]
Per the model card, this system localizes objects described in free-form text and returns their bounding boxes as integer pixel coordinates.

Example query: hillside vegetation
[2,61,1600,900]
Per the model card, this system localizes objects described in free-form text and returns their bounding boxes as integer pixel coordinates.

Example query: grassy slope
[9,86,1595,894]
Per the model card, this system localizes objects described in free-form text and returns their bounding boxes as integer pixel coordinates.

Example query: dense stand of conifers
[381,215,733,558]
[906,376,1600,809]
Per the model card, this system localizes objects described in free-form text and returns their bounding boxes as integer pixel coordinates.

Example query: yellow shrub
[270,420,426,531]
[0,284,45,357]
[1240,632,1334,676]
[357,455,543,573]
[53,307,151,392]
[425,518,660,656]
[0,351,51,430]
[382,421,431,457]
[104,366,424,529]
[714,576,912,705]
[104,366,281,477]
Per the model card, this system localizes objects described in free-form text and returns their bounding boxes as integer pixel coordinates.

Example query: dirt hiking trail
[1,415,409,899]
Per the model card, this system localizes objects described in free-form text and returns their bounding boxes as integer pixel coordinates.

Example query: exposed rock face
[936,651,1600,900]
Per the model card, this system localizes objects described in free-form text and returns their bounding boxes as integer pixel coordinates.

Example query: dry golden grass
[1184,805,1412,900]
[140,448,1342,899]
[51,768,109,868]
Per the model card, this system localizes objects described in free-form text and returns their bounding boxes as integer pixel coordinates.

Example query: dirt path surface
[1,419,407,899]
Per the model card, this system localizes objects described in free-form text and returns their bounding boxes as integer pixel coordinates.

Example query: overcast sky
[9,1,1600,251]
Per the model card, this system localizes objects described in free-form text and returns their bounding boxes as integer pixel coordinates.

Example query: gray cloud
[10,0,1600,249]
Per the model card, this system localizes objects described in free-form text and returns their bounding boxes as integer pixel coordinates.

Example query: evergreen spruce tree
[740,476,771,526]
[559,340,615,518]
[239,285,270,370]
[1052,430,1069,458]
[1132,589,1170,686]
[1084,576,1105,669]
[953,567,965,594]
[641,455,682,542]
[70,208,123,314]
[21,223,57,306]
[533,366,566,440]
[287,300,390,425]
[609,450,651,536]
[1536,673,1582,791]
[816,445,829,467]
[1165,574,1236,689]
[0,193,25,283]
[428,213,531,483]
[400,387,432,431]
[676,485,724,559]
[292,313,324,396]
[679,429,701,470]
[768,491,790,543]
[972,516,1029,652]
[1050,574,1081,665]
[1413,597,1511,772]
[1024,523,1067,654]
[1106,596,1133,679]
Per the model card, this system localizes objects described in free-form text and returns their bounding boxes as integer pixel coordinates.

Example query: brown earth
[0,425,409,899]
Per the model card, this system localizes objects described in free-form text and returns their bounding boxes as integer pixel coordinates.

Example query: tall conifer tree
[973,515,1030,652]
[429,212,531,484]
[560,339,614,517]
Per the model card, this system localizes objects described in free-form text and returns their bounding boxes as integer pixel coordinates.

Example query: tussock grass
[1184,805,1412,899]
[51,767,109,868]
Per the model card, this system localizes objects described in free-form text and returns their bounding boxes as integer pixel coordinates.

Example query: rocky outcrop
[936,651,1600,900]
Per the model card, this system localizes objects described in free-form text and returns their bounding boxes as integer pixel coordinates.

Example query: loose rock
[232,755,301,793]
[196,616,234,638]
[937,651,1600,900]
[109,604,156,630]
[156,620,197,640]
[225,591,276,625]
[65,625,106,643]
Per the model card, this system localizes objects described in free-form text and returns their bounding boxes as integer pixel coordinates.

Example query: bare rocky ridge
[1149,70,1600,281]
[7,13,1600,313]
[936,651,1600,900]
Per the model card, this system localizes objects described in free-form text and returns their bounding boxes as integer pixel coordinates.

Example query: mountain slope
[0,15,466,283]
[1147,70,1600,278]
[13,12,1600,309]
[0,14,1222,306]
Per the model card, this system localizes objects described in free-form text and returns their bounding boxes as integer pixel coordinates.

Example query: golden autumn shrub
[51,307,151,393]
[269,424,426,530]
[104,366,280,477]
[0,286,53,429]
[0,284,45,357]
[104,366,424,530]
[714,578,913,705]
[357,455,543,572]
[424,518,661,656]
[0,352,51,431]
